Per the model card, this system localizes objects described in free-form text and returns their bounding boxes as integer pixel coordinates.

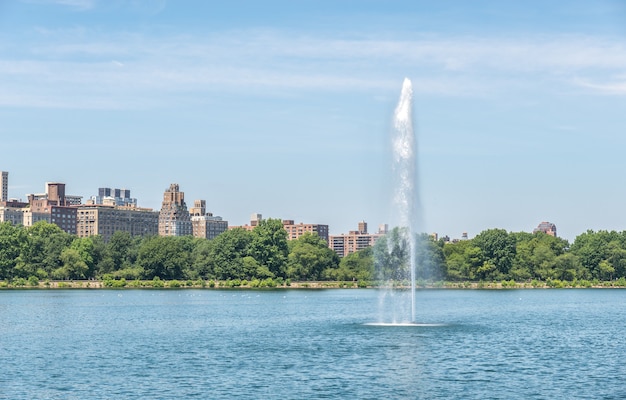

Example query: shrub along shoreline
[2,277,626,289]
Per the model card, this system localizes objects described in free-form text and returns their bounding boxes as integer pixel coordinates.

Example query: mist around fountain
[373,77,420,325]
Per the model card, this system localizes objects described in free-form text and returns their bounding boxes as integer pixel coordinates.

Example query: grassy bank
[2,277,626,289]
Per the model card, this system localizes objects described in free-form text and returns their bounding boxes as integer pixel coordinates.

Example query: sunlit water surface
[1,289,625,399]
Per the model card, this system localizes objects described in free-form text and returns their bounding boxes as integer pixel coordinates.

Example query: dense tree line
[0,219,340,282]
[363,227,626,283]
[435,228,626,282]
[442,228,624,282]
[3,220,626,283]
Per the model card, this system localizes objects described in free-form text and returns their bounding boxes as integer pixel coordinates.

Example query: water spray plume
[393,78,417,323]
[377,77,418,324]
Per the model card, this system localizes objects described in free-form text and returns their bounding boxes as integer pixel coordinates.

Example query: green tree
[442,240,482,280]
[333,247,374,282]
[373,227,410,281]
[136,236,191,280]
[90,235,110,276]
[443,240,467,281]
[510,237,533,280]
[475,260,496,280]
[598,259,615,281]
[204,228,253,279]
[510,231,570,280]
[243,255,271,279]
[190,238,214,279]
[248,218,289,278]
[53,248,89,279]
[463,246,484,279]
[177,235,200,279]
[415,233,446,281]
[69,237,95,278]
[531,243,559,280]
[108,231,138,270]
[286,232,339,280]
[16,221,73,278]
[472,229,516,279]
[554,253,582,281]
[605,240,626,279]
[0,222,27,280]
[570,230,618,279]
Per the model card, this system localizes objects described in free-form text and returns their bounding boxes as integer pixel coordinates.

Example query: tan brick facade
[76,204,158,242]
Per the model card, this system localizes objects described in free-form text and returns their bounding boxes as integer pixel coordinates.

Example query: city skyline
[1,1,626,241]
[0,169,559,242]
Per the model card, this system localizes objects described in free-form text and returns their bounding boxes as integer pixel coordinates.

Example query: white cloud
[1,29,625,109]
[21,0,97,11]
[573,78,626,95]
[21,0,168,13]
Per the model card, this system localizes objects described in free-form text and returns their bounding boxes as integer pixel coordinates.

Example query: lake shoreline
[2,279,626,289]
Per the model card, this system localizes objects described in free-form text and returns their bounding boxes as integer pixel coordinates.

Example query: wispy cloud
[20,0,167,13]
[1,28,625,109]
[21,0,97,11]
[573,75,626,95]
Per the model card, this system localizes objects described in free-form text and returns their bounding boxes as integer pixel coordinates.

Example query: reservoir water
[1,288,625,399]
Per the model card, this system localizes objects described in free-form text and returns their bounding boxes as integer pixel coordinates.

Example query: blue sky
[1,0,626,241]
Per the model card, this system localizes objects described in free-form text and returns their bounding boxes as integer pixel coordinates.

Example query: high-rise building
[328,221,384,258]
[28,182,82,207]
[46,182,66,205]
[0,171,22,225]
[92,187,136,207]
[190,200,206,217]
[24,182,77,234]
[1,171,8,202]
[190,199,228,239]
[158,183,191,236]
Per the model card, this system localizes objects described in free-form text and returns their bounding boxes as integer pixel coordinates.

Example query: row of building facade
[230,215,387,257]
[0,176,229,243]
[0,171,389,257]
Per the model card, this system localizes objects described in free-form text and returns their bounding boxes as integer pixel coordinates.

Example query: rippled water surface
[1,289,625,399]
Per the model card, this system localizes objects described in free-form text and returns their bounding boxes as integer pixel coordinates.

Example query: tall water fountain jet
[392,77,418,323]
[372,78,419,325]
[368,79,445,328]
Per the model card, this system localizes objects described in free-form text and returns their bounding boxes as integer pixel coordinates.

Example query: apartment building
[158,183,192,236]
[282,220,329,243]
[328,221,385,258]
[23,183,77,234]
[76,204,159,242]
[90,187,137,207]
[190,200,228,239]
[0,200,27,226]
[230,214,329,243]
